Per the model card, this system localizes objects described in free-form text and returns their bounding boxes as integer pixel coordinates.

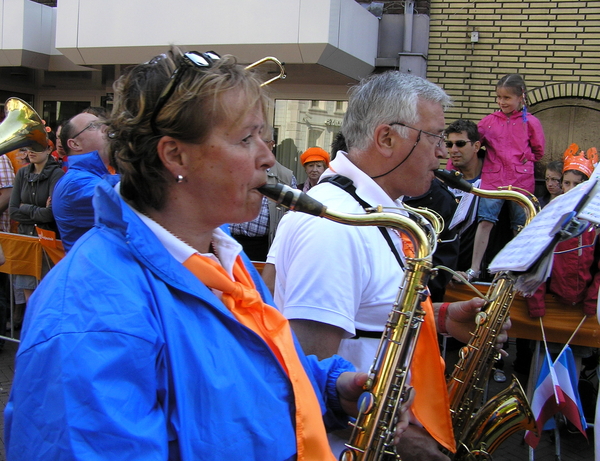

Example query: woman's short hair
[108,48,268,212]
[563,169,589,182]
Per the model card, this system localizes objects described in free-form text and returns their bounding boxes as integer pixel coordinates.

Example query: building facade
[1,0,599,180]
[428,0,600,165]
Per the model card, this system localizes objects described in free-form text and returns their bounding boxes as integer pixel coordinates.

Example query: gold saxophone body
[259,183,439,461]
[435,169,540,460]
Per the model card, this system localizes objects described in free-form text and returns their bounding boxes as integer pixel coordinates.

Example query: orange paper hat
[563,145,594,178]
[562,143,579,161]
[586,147,598,166]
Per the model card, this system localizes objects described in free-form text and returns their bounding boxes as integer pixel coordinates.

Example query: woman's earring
[176,174,186,183]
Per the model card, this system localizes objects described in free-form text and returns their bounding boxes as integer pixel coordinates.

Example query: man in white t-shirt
[271,72,508,461]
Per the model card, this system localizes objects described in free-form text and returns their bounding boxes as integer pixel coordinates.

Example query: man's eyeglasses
[445,140,472,149]
[150,51,221,134]
[390,122,446,148]
[72,121,103,139]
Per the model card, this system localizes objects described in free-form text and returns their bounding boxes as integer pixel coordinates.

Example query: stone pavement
[0,336,594,460]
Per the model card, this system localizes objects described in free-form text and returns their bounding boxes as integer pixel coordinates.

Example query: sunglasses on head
[150,51,221,134]
[150,52,287,135]
[445,140,472,148]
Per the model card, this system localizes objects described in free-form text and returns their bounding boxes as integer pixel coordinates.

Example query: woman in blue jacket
[4,49,413,461]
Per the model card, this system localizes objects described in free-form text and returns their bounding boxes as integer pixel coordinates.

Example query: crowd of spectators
[0,66,597,460]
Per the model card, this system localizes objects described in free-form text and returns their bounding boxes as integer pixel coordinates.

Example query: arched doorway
[532,98,600,163]
[528,83,600,194]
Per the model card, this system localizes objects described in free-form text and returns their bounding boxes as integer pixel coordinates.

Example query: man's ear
[373,124,396,158]
[66,138,79,152]
[156,136,186,178]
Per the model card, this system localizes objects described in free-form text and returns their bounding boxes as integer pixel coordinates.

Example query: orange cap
[300,147,330,166]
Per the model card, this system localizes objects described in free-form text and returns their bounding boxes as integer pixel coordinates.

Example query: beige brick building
[427,0,600,164]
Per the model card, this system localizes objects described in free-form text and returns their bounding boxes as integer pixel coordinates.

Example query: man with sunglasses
[403,138,459,304]
[53,111,118,251]
[444,119,484,276]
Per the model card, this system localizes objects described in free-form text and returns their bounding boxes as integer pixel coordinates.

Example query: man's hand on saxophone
[435,298,512,352]
[336,372,415,445]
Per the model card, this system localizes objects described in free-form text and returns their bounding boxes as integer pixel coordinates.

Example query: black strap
[352,329,383,339]
[319,175,404,269]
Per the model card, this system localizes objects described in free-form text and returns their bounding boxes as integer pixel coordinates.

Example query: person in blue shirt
[53,111,119,251]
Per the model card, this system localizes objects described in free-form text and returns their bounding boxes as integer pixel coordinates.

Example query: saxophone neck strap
[319,174,404,269]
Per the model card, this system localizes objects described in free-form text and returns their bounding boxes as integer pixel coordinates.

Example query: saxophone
[259,183,438,461]
[434,169,540,460]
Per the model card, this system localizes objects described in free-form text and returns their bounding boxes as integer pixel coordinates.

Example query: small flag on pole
[525,346,587,448]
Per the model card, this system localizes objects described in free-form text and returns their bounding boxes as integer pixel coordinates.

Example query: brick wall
[427,0,600,121]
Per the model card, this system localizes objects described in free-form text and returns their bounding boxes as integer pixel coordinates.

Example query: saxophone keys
[475,311,488,325]
[358,391,376,415]
[339,449,358,461]
[459,346,470,360]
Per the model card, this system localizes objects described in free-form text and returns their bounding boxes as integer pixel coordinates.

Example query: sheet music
[575,165,600,223]
[449,193,475,230]
[488,178,599,273]
[448,179,480,231]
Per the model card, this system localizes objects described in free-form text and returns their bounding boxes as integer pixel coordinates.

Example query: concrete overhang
[0,0,96,70]
[52,0,378,82]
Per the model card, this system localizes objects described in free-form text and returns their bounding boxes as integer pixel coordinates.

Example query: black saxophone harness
[319,174,406,339]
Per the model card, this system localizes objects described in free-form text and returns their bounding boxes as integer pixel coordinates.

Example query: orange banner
[0,230,66,279]
[0,232,43,278]
[444,282,600,348]
[36,227,65,265]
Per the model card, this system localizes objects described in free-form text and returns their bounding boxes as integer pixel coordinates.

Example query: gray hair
[342,71,452,151]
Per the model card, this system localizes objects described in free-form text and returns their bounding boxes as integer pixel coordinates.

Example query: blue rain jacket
[52,150,120,252]
[5,180,354,460]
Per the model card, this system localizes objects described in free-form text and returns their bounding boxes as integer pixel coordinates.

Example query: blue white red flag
[525,346,587,448]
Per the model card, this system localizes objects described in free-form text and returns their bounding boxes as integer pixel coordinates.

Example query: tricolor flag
[525,346,587,448]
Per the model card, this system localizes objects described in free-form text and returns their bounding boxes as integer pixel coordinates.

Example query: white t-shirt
[272,152,408,372]
[271,152,423,455]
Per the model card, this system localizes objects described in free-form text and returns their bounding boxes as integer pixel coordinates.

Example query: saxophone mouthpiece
[434,169,474,193]
[258,183,326,217]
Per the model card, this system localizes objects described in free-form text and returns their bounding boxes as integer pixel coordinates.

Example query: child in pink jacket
[464,74,545,282]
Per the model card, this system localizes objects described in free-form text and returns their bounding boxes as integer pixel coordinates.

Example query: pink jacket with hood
[477,110,545,192]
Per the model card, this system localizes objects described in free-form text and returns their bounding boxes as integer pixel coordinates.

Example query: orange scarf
[183,253,335,461]
[401,237,456,453]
